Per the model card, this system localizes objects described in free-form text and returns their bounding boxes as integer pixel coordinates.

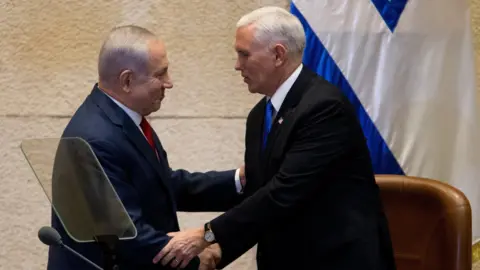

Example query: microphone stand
[60,243,103,270]
[94,234,120,270]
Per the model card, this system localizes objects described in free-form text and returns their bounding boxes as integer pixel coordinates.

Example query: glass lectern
[21,137,137,270]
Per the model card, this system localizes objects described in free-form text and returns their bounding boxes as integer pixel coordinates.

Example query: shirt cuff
[234,168,243,194]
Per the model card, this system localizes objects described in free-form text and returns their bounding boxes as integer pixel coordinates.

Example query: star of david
[370,0,409,32]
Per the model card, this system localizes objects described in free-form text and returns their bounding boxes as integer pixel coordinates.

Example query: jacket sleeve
[167,158,243,212]
[88,140,200,268]
[210,99,354,268]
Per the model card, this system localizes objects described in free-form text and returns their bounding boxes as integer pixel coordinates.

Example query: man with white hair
[47,25,245,270]
[154,6,396,270]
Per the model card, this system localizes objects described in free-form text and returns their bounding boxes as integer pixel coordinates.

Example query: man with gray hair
[47,25,245,270]
[154,6,396,270]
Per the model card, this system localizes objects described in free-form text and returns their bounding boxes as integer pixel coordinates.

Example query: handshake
[152,165,245,270]
[153,230,222,270]
[197,243,222,270]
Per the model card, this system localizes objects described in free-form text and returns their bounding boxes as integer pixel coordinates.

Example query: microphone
[38,226,104,270]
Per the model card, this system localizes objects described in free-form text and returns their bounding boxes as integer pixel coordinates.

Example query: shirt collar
[102,90,143,126]
[269,64,303,112]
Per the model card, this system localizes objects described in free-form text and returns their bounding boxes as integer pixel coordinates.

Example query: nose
[163,74,173,89]
[234,58,242,71]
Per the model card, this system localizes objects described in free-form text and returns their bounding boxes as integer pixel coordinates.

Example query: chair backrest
[375,175,472,270]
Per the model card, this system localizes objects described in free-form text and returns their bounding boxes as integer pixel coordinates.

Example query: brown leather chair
[375,175,472,270]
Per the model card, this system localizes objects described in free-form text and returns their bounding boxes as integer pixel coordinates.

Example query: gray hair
[98,25,157,84]
[237,6,305,60]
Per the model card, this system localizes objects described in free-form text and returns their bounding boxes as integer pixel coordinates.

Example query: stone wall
[0,1,288,269]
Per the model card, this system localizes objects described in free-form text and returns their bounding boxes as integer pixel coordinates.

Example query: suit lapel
[244,101,267,193]
[262,67,314,169]
[252,100,266,161]
[150,130,179,209]
[121,118,179,209]
[122,119,165,179]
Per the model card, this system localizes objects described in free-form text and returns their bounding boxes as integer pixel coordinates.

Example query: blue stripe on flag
[371,0,409,32]
[291,3,405,175]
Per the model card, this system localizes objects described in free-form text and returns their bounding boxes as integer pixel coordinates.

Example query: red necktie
[140,117,158,157]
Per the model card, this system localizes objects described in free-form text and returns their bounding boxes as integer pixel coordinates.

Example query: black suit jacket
[47,85,241,270]
[210,67,396,270]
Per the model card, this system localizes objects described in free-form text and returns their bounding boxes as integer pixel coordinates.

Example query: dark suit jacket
[210,67,396,270]
[47,85,240,270]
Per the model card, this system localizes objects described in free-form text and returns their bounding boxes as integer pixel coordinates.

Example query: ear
[273,44,288,67]
[119,70,133,93]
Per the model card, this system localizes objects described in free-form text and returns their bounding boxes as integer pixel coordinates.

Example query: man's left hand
[239,164,246,188]
[152,227,209,268]
[198,244,222,270]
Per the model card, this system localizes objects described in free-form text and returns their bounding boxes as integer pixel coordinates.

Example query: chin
[247,87,259,94]
[144,106,161,116]
[246,84,254,92]
[143,109,153,116]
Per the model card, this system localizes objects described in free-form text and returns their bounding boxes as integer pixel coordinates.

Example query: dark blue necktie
[263,100,274,149]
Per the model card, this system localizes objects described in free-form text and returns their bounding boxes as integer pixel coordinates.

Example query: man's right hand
[198,244,222,270]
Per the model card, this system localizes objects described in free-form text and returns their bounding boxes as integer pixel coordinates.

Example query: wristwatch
[204,222,216,243]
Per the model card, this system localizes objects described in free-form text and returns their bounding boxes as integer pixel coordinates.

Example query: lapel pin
[278,118,283,124]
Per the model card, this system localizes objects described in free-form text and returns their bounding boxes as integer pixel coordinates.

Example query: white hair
[237,6,305,60]
[98,25,157,84]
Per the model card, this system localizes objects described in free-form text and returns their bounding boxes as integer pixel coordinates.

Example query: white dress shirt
[102,91,244,193]
[268,63,303,114]
[106,93,145,134]
[247,64,303,189]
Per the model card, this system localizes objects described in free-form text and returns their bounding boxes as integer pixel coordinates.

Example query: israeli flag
[291,0,480,241]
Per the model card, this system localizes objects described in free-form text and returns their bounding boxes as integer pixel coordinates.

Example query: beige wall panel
[470,0,480,106]
[150,118,245,169]
[0,0,288,117]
